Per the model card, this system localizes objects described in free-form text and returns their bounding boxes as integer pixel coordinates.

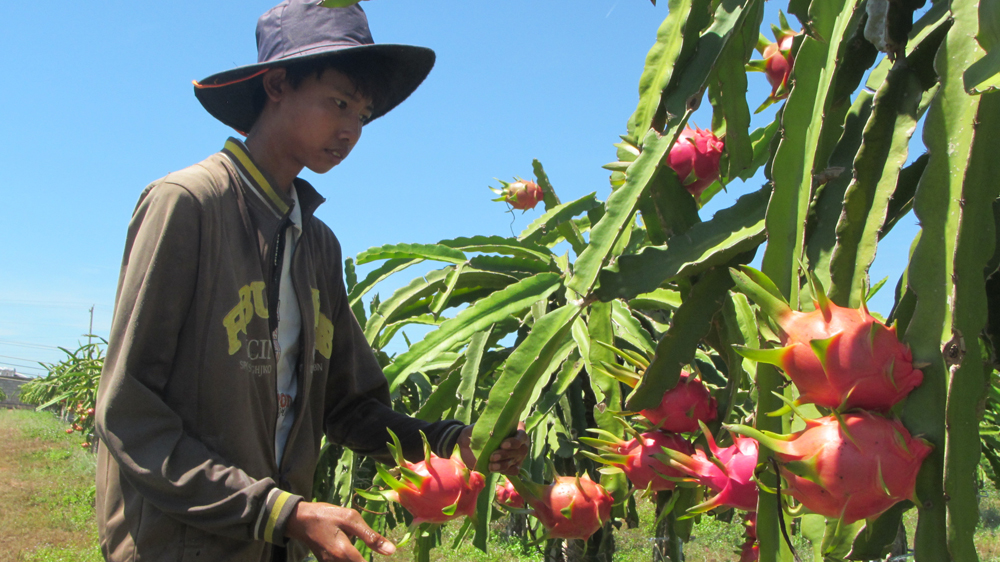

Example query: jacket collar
[221,137,326,225]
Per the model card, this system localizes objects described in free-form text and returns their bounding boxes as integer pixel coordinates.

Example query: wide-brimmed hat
[194,0,435,134]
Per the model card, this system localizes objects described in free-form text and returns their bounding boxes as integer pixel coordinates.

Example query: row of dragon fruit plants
[323,0,999,561]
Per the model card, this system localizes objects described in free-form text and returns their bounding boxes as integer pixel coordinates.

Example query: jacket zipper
[268,218,290,336]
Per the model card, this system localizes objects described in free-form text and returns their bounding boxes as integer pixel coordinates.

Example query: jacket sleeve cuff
[253,488,303,546]
[432,421,468,459]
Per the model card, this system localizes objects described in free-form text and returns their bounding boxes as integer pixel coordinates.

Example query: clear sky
[1,1,920,375]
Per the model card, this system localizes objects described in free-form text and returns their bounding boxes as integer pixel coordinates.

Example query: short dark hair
[250,54,390,122]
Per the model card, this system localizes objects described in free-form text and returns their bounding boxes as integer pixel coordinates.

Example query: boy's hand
[285,501,395,562]
[457,422,529,476]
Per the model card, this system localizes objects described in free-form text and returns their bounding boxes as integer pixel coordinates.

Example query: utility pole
[88,306,94,346]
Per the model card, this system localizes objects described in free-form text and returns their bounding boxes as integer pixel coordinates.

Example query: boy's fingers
[343,516,396,556]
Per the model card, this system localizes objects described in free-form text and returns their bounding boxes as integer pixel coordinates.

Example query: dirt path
[0,411,98,562]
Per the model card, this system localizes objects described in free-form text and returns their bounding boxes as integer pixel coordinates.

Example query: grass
[0,409,102,562]
[5,407,1000,561]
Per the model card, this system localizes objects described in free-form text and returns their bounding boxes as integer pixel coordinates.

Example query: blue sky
[0,1,919,375]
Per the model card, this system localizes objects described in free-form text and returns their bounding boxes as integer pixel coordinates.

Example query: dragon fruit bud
[377,430,485,525]
[583,430,694,491]
[731,266,924,411]
[743,512,757,540]
[640,372,718,433]
[658,425,759,512]
[491,178,543,210]
[495,477,525,509]
[665,126,724,197]
[515,474,614,540]
[726,412,932,524]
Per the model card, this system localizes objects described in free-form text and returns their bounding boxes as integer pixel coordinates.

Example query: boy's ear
[261,68,290,103]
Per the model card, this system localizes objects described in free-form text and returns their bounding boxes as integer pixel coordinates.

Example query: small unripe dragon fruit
[730,266,924,411]
[582,429,694,492]
[375,430,485,525]
[508,473,614,540]
[665,125,724,198]
[656,422,759,512]
[748,12,800,111]
[640,372,719,433]
[727,412,932,524]
[490,178,544,210]
[495,477,525,509]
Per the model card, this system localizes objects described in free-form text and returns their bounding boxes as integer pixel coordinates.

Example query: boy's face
[265,68,374,175]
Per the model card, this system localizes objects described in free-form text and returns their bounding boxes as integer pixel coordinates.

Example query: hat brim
[194,44,435,134]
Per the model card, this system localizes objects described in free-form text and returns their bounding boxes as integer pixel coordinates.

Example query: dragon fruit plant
[656,422,760,513]
[747,11,800,112]
[373,430,485,525]
[489,178,544,210]
[507,473,614,540]
[729,266,924,411]
[727,412,932,524]
[664,125,725,198]
[581,428,695,492]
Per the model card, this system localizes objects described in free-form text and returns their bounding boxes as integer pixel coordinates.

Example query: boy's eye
[332,98,348,109]
[359,113,372,125]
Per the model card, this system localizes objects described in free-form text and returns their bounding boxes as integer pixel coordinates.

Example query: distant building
[0,369,34,410]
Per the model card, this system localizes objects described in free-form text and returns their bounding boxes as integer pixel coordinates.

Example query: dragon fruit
[375,431,485,525]
[657,423,759,512]
[582,429,694,492]
[495,477,525,509]
[730,266,923,411]
[640,372,719,433]
[739,539,760,562]
[509,474,614,540]
[726,412,932,524]
[748,13,800,111]
[490,178,543,210]
[665,125,724,198]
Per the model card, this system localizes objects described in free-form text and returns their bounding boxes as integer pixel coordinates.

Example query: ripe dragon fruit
[665,125,724,198]
[490,178,544,210]
[581,429,694,492]
[375,430,485,525]
[726,412,932,524]
[495,477,525,509]
[640,372,719,433]
[508,473,614,540]
[748,12,800,111]
[656,423,759,512]
[739,539,760,562]
[730,266,924,411]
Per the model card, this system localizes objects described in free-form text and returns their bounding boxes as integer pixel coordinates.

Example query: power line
[0,340,61,350]
[0,361,45,374]
[0,354,46,364]
[0,299,112,308]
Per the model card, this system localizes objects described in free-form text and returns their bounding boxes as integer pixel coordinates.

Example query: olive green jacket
[95,139,465,562]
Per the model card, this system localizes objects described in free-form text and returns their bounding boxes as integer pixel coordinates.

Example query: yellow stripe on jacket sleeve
[264,491,294,544]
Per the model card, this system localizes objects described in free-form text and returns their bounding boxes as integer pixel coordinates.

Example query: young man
[94,3,529,561]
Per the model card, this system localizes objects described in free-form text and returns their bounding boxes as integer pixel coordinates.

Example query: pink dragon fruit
[582,430,694,492]
[748,12,800,110]
[509,474,614,540]
[640,372,719,433]
[376,431,485,525]
[739,539,760,562]
[727,412,932,524]
[730,266,924,411]
[665,125,724,198]
[495,477,525,509]
[490,178,544,210]
[657,423,759,512]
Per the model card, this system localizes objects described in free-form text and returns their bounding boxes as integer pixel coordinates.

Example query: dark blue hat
[194,1,435,134]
